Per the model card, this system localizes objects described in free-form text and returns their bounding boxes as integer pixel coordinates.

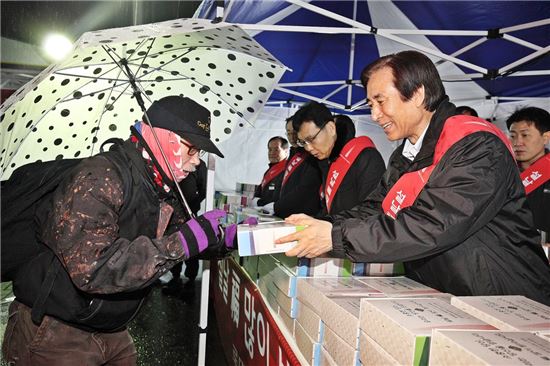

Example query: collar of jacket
[398,96,456,168]
[329,119,356,162]
[122,134,174,200]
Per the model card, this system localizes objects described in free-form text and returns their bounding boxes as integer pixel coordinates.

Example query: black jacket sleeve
[330,133,517,263]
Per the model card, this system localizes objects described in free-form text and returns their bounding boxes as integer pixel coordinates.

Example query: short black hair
[455,105,478,117]
[292,101,333,132]
[268,136,289,149]
[361,50,445,112]
[506,107,550,134]
[334,114,356,137]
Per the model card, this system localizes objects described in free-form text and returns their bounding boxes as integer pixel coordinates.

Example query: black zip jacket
[328,98,550,305]
[274,147,322,218]
[319,121,385,215]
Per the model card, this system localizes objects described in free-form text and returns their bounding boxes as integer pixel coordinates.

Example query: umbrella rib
[126,46,255,127]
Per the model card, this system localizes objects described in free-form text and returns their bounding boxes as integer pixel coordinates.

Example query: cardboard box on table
[320,346,338,366]
[450,295,550,332]
[429,329,550,366]
[359,331,400,366]
[294,320,322,366]
[295,298,324,343]
[270,253,404,278]
[296,277,384,312]
[357,276,442,297]
[322,325,360,366]
[237,221,302,256]
[359,297,497,366]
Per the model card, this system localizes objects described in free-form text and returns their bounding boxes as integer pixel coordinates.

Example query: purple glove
[224,217,259,249]
[178,209,227,258]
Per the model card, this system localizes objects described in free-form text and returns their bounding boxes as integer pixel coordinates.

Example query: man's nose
[370,104,383,123]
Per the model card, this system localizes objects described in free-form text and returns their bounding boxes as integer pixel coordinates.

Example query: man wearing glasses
[292,101,385,215]
[2,96,234,364]
[272,116,323,218]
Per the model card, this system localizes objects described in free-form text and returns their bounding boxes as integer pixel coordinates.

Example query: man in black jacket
[2,96,234,364]
[273,116,322,218]
[507,107,550,238]
[253,136,288,207]
[292,102,385,215]
[277,51,550,305]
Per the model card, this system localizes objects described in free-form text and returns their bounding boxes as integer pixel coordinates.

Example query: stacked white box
[275,286,298,318]
[295,320,322,366]
[430,330,550,365]
[270,253,404,278]
[352,262,405,276]
[278,307,295,336]
[295,298,324,342]
[359,298,496,366]
[359,331,399,366]
[322,325,360,366]
[297,277,383,311]
[357,276,442,297]
[321,296,362,348]
[237,221,301,256]
[450,295,550,332]
[320,346,338,366]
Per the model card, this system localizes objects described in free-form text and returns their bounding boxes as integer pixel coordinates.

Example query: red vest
[260,160,286,189]
[520,153,550,195]
[325,136,376,213]
[382,116,513,219]
[282,150,307,188]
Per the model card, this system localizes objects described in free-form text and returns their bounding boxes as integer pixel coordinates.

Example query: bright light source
[43,34,73,62]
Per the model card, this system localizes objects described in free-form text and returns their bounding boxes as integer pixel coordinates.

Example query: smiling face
[366,67,432,144]
[509,120,550,167]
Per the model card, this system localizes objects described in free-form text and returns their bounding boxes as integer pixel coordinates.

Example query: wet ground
[1,275,228,366]
[130,277,228,366]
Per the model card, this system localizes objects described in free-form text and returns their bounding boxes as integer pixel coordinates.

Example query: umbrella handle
[117,57,195,219]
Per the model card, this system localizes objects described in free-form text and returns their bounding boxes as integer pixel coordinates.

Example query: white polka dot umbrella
[0,18,286,179]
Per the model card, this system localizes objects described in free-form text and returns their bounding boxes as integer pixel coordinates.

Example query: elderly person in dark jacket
[3,96,232,365]
[277,51,550,305]
[292,102,385,215]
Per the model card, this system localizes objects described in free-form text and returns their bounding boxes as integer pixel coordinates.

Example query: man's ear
[542,130,550,145]
[412,85,426,108]
[326,120,337,135]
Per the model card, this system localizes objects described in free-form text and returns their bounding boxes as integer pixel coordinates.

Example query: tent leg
[197,261,210,366]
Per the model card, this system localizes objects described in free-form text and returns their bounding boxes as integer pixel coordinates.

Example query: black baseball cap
[144,96,224,158]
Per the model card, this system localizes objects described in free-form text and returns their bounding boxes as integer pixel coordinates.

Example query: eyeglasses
[180,139,206,157]
[296,121,328,147]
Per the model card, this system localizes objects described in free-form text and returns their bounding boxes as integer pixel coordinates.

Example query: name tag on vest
[521,153,550,195]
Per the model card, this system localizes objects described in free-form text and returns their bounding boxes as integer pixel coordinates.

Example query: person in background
[292,102,385,215]
[277,50,550,305]
[334,114,356,138]
[253,136,289,207]
[273,116,322,218]
[162,158,207,299]
[455,105,478,117]
[2,96,234,364]
[506,107,550,239]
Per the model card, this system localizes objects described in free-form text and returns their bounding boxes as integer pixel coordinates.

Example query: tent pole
[500,46,550,74]
[501,18,550,33]
[346,0,358,107]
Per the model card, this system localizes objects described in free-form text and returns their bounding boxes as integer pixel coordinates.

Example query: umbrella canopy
[0,17,286,179]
